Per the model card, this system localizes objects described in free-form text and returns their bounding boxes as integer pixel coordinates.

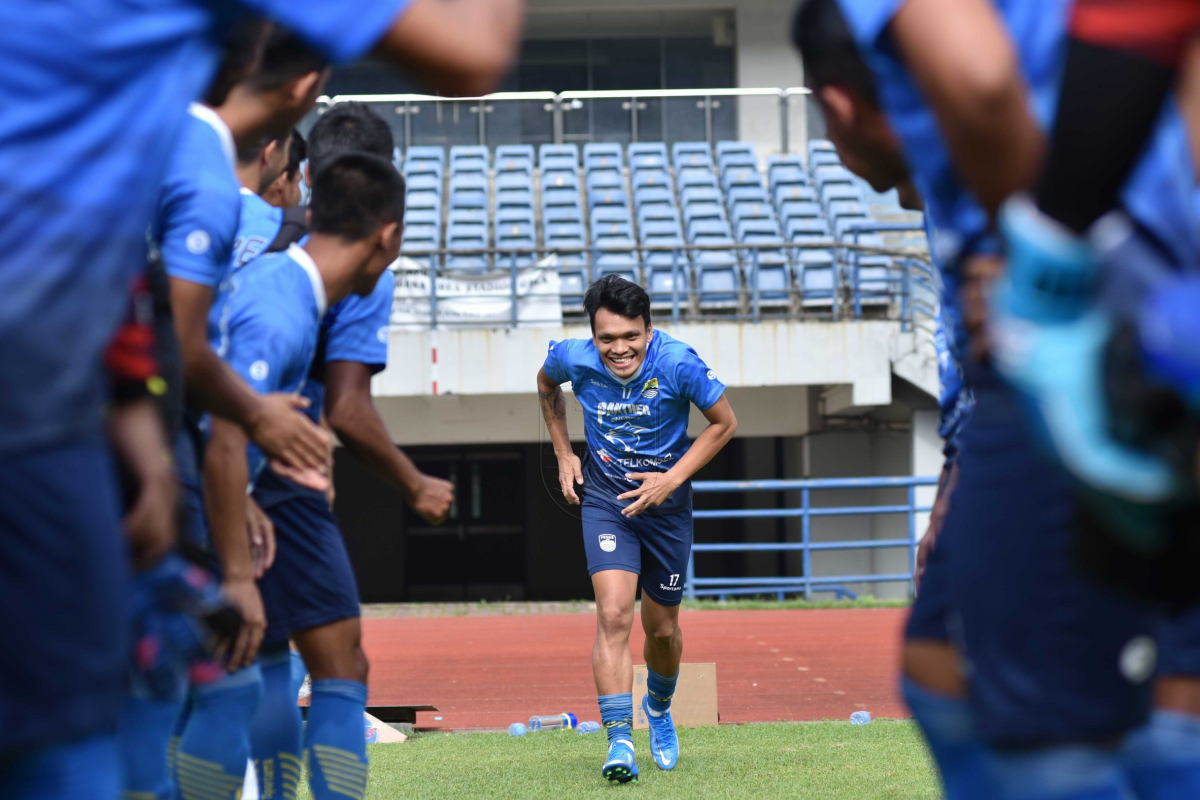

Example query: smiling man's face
[592,307,651,379]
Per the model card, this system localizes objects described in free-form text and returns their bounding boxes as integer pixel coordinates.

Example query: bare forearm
[203,421,253,582]
[328,394,424,502]
[665,421,735,488]
[892,0,1044,217]
[537,371,573,455]
[109,400,173,488]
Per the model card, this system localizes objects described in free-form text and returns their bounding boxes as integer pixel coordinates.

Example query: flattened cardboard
[632,662,718,730]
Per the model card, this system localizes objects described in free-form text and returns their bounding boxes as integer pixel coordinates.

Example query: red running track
[362,608,908,730]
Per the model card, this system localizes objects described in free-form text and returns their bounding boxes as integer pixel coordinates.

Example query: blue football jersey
[835,0,1199,343]
[158,104,242,295]
[0,0,410,455]
[543,329,726,515]
[232,189,285,270]
[215,243,327,480]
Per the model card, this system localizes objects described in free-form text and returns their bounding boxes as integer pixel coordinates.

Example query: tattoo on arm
[538,385,566,425]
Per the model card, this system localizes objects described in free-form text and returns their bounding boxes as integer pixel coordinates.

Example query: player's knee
[597,603,634,638]
[643,615,678,647]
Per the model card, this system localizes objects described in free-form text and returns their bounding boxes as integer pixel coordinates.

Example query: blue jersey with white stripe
[543,329,726,516]
[0,0,409,455]
[214,243,326,480]
[232,189,285,269]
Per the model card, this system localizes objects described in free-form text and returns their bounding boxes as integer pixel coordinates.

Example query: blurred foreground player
[206,152,403,800]
[243,102,453,799]
[0,0,522,795]
[537,276,737,783]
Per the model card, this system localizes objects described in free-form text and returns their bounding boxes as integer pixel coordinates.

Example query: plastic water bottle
[527,713,578,732]
[577,721,603,735]
[850,711,871,726]
[508,723,527,737]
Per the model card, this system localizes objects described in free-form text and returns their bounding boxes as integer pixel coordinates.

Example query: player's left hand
[618,472,681,518]
[246,497,276,579]
[268,459,330,493]
[410,473,455,526]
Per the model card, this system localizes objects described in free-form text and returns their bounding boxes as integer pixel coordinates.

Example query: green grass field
[294,720,938,800]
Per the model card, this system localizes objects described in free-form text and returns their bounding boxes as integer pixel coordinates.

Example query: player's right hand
[220,578,266,670]
[557,452,584,505]
[249,393,332,475]
[411,473,455,525]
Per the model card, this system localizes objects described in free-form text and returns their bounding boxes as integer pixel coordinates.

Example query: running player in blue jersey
[242,101,453,800]
[207,151,403,800]
[794,2,1200,798]
[233,129,294,269]
[537,276,738,783]
[263,130,307,211]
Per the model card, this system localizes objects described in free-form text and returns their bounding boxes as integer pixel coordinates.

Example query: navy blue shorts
[1157,604,1200,677]
[904,517,954,642]
[255,473,360,646]
[581,497,691,606]
[172,420,208,549]
[949,383,1157,747]
[0,444,128,751]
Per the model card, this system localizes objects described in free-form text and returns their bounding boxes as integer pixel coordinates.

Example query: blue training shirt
[0,0,410,456]
[543,329,726,516]
[232,189,285,269]
[214,242,327,480]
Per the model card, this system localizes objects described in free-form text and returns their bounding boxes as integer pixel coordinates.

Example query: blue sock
[118,690,186,800]
[599,693,634,747]
[304,679,369,800]
[901,676,996,800]
[645,668,678,717]
[250,651,303,800]
[173,666,262,800]
[1126,710,1200,800]
[0,733,120,800]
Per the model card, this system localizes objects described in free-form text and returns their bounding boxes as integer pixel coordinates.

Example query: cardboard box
[632,663,718,730]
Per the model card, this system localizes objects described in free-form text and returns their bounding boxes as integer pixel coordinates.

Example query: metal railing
[685,476,938,601]
[394,241,933,327]
[318,87,812,152]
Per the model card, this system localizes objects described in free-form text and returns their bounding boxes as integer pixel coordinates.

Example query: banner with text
[390,255,563,327]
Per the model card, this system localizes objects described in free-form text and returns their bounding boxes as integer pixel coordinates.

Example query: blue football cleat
[642,694,679,770]
[602,739,638,783]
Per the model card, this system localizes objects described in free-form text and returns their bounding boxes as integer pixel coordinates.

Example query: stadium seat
[496,188,534,212]
[591,205,633,226]
[543,205,584,226]
[731,202,773,227]
[672,141,712,166]
[542,186,581,209]
[796,249,836,306]
[402,224,440,250]
[821,181,864,205]
[737,218,783,243]
[495,220,537,267]
[721,167,762,194]
[829,200,868,225]
[545,232,587,267]
[725,185,769,207]
[405,208,440,227]
[541,167,580,190]
[538,143,579,166]
[406,146,445,168]
[677,167,719,191]
[448,208,487,226]
[767,154,806,171]
[784,217,830,240]
[541,154,579,174]
[588,188,629,211]
[808,150,841,169]
[834,214,870,240]
[628,142,669,165]
[495,145,535,176]
[633,185,674,210]
[684,204,728,237]
[632,169,672,192]
[594,251,639,283]
[638,204,681,228]
[583,143,623,173]
[405,174,440,193]
[406,190,440,212]
[768,165,807,194]
[592,222,634,245]
[718,152,758,175]
[449,156,487,177]
[586,170,624,194]
[404,159,443,182]
[807,139,835,160]
[496,206,534,226]
[392,147,403,171]
[715,140,754,158]
[680,185,722,208]
[814,164,856,189]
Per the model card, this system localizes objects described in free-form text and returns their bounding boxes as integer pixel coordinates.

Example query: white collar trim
[240,187,256,196]
[188,102,236,169]
[287,243,327,317]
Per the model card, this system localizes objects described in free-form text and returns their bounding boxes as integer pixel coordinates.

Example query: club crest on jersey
[599,534,617,553]
[640,377,659,399]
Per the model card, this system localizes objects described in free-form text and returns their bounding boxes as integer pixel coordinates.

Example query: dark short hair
[307,102,395,175]
[584,275,652,331]
[791,0,879,105]
[236,127,291,166]
[284,129,306,180]
[309,152,406,241]
[203,17,271,106]
[244,27,328,93]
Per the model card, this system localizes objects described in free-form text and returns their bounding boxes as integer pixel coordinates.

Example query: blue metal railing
[686,476,938,601]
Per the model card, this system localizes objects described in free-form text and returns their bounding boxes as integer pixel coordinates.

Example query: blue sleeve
[835,0,906,48]
[673,345,725,411]
[543,339,576,385]
[237,0,415,64]
[159,178,239,287]
[323,270,393,374]
[222,305,293,395]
